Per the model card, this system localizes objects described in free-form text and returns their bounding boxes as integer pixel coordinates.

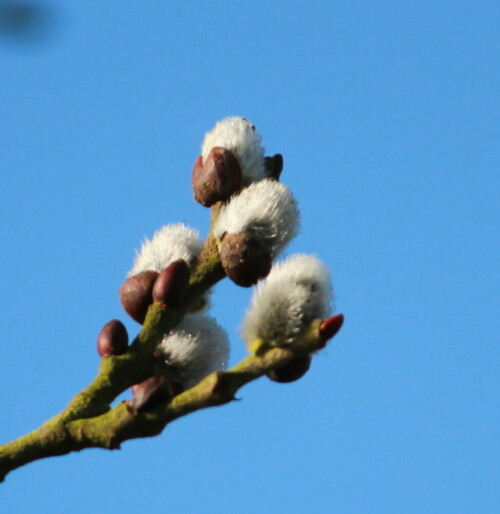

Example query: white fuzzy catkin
[129,223,203,277]
[214,179,300,258]
[241,254,333,347]
[201,117,266,184]
[158,314,230,389]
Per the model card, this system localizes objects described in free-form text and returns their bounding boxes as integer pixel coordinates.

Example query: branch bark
[0,230,328,482]
[0,324,326,481]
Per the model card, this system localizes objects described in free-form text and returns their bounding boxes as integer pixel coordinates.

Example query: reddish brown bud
[97,319,128,358]
[267,355,312,383]
[319,314,344,341]
[119,270,159,324]
[131,375,182,413]
[218,232,272,287]
[152,259,190,308]
[192,147,242,206]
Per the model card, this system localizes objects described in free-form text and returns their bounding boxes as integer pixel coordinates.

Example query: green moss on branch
[0,321,325,482]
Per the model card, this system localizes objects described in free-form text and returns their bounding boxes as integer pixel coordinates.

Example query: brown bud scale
[97,319,129,358]
[267,355,312,383]
[152,259,190,307]
[192,147,242,206]
[218,232,272,287]
[119,270,159,324]
[131,375,182,413]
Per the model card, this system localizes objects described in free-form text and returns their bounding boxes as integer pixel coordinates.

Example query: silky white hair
[129,223,203,277]
[158,314,230,389]
[214,179,300,258]
[201,117,266,185]
[241,254,333,347]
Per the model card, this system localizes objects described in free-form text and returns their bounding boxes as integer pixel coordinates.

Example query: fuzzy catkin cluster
[118,116,338,394]
[158,314,230,389]
[214,179,300,258]
[241,254,333,347]
[129,223,202,277]
[125,223,228,387]
[202,117,266,185]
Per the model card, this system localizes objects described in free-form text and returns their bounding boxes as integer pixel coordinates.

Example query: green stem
[0,322,325,482]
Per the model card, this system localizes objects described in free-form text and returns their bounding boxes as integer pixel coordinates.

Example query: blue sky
[1,1,498,512]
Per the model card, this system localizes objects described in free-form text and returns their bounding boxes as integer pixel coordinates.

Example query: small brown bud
[97,319,128,358]
[152,259,190,307]
[319,314,344,341]
[264,153,284,181]
[131,375,182,413]
[192,147,242,206]
[267,355,312,383]
[119,270,159,324]
[218,232,272,287]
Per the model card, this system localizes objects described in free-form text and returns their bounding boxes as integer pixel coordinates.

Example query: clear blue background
[1,1,498,512]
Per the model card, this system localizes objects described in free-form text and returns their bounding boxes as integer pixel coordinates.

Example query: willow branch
[0,203,335,482]
[0,232,225,482]
[0,322,326,482]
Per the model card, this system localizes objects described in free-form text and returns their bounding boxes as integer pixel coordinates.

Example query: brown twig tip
[319,314,345,342]
[152,259,190,308]
[264,153,284,180]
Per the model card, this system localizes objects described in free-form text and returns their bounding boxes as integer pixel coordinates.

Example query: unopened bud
[119,270,159,324]
[131,375,181,413]
[192,147,242,206]
[266,355,312,383]
[152,259,190,307]
[97,319,128,358]
[218,232,272,287]
[264,153,284,180]
[319,314,344,341]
